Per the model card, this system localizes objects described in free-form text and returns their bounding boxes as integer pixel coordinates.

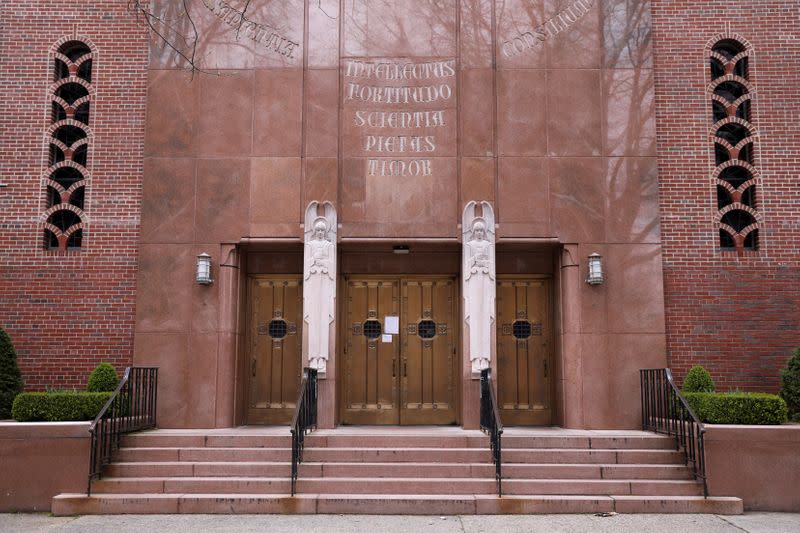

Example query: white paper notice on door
[381,334,393,343]
[384,316,399,335]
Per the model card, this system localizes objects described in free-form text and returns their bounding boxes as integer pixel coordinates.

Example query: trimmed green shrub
[684,392,788,425]
[682,365,715,393]
[11,392,113,422]
[0,327,24,419]
[87,363,119,392]
[779,347,800,420]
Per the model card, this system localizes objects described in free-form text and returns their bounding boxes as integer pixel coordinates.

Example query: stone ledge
[0,421,91,439]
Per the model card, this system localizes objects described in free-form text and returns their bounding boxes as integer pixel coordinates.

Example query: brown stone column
[314,318,337,429]
[215,244,240,428]
[559,244,584,428]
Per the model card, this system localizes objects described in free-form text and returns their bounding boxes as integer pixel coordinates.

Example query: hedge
[11,392,113,422]
[684,392,788,425]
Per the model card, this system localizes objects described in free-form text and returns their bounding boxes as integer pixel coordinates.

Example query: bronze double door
[341,277,458,425]
[496,277,553,426]
[246,276,303,425]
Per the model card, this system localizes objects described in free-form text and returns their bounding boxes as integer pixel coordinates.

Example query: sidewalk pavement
[1,513,800,533]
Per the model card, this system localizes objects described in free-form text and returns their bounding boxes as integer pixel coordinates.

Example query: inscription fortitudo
[344,58,456,178]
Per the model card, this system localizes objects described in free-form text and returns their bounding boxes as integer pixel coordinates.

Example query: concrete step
[91,477,290,494]
[105,461,294,478]
[503,448,686,464]
[114,446,683,465]
[303,447,492,463]
[306,434,676,450]
[105,461,692,481]
[90,476,702,497]
[301,462,692,480]
[116,447,290,462]
[306,447,685,464]
[51,493,744,516]
[121,434,291,449]
[298,478,702,496]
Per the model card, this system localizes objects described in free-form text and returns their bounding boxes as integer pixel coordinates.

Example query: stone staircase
[52,427,743,515]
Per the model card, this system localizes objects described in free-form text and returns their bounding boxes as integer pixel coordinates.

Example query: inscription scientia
[344,59,456,177]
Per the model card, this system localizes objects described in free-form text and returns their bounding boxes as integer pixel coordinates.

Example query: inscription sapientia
[202,0,299,59]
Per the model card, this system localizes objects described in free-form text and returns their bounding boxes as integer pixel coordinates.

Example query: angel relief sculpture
[463,201,496,374]
[303,201,337,374]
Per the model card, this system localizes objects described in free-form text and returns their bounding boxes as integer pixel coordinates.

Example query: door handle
[543,359,548,378]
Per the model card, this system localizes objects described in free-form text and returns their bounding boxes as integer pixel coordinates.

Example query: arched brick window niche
[708,36,760,254]
[42,38,96,252]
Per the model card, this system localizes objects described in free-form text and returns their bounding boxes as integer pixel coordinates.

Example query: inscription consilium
[501,0,594,58]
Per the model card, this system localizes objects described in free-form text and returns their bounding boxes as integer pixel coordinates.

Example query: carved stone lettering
[201,0,300,58]
[501,0,595,58]
[343,58,456,179]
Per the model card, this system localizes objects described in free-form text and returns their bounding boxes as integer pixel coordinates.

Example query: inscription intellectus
[501,0,594,58]
[202,0,299,58]
[344,59,456,178]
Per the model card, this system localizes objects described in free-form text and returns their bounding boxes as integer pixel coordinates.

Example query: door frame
[495,274,555,426]
[337,274,461,425]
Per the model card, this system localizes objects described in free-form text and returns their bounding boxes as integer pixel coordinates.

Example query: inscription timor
[344,59,456,178]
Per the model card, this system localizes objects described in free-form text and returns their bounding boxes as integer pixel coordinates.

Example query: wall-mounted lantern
[196,252,213,285]
[586,252,604,285]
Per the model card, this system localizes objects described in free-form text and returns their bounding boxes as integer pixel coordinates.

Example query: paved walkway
[1,513,799,532]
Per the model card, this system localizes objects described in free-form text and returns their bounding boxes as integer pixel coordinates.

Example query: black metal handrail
[479,368,503,496]
[290,367,318,496]
[640,368,707,497]
[87,367,158,495]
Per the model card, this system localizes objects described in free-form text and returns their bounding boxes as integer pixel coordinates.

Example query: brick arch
[50,34,99,56]
[704,33,753,54]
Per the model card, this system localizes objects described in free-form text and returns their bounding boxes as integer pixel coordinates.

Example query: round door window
[363,319,382,339]
[512,320,532,339]
[418,320,437,339]
[268,319,288,339]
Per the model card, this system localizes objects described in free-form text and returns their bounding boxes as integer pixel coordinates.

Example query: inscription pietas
[344,59,456,177]
[202,0,299,58]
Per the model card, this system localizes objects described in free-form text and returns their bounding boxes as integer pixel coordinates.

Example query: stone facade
[0,1,797,428]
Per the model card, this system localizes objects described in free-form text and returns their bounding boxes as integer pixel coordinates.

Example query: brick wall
[652,1,800,390]
[0,2,148,390]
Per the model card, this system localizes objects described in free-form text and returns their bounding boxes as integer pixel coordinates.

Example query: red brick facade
[652,1,800,390]
[0,2,147,389]
[0,0,797,397]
